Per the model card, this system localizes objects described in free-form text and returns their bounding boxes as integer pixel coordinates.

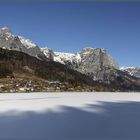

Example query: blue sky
[0,1,140,66]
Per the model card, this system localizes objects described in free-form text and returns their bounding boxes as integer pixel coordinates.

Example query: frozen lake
[0,92,140,140]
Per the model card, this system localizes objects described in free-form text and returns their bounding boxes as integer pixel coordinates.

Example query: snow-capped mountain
[0,27,46,60]
[0,26,119,81]
[0,27,140,90]
[120,67,140,78]
[41,47,118,82]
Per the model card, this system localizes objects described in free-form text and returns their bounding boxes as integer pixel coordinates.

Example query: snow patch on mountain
[54,52,81,64]
[18,36,37,49]
[41,48,82,65]
[120,66,136,70]
[120,66,140,78]
[41,48,54,60]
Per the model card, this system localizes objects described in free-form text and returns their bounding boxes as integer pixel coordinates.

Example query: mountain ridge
[41,47,119,82]
[0,47,112,92]
[120,67,140,78]
[0,27,47,61]
[0,26,140,91]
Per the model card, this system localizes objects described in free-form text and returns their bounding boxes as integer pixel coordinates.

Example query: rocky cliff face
[0,27,46,60]
[77,48,118,82]
[41,47,118,83]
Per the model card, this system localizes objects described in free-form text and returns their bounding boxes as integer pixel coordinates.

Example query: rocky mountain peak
[41,47,119,82]
[81,47,95,51]
[1,26,9,30]
[79,47,117,68]
[82,47,103,51]
[0,26,12,34]
[0,27,46,60]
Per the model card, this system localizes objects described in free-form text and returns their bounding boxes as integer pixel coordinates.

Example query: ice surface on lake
[0,92,140,140]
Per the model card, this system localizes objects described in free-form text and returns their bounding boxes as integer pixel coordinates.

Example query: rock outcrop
[0,27,46,60]
[42,47,118,83]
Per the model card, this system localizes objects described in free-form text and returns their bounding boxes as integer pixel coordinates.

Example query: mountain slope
[42,47,118,82]
[0,48,140,91]
[0,48,112,92]
[0,27,140,91]
[41,47,140,91]
[0,27,47,60]
[120,67,140,78]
